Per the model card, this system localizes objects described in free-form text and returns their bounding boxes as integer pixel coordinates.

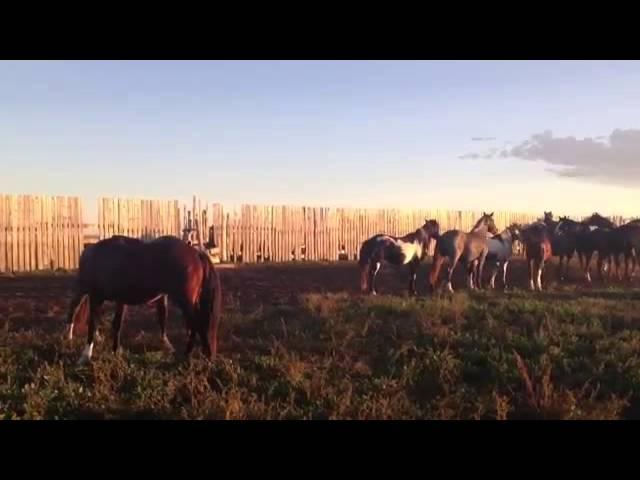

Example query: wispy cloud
[471,136,496,142]
[459,129,640,187]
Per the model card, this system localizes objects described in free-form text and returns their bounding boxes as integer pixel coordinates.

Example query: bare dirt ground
[0,258,635,343]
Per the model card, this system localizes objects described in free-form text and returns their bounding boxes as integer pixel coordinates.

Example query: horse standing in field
[520,222,553,291]
[605,223,640,281]
[485,224,520,290]
[65,235,222,365]
[541,211,576,282]
[560,213,616,283]
[428,212,499,293]
[579,214,640,282]
[359,219,440,296]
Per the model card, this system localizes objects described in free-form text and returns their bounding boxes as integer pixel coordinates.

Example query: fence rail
[97,198,181,241]
[0,195,83,273]
[211,205,541,263]
[1,193,637,272]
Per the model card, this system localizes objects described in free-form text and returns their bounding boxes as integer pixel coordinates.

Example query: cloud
[459,148,498,160]
[460,129,640,187]
[471,136,496,142]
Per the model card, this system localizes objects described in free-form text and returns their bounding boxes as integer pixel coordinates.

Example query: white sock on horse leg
[78,342,94,365]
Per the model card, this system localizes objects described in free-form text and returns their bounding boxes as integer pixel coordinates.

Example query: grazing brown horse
[521,222,553,291]
[66,235,222,365]
[428,212,498,293]
[358,219,440,296]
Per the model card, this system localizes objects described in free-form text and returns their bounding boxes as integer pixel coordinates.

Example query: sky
[1,60,640,222]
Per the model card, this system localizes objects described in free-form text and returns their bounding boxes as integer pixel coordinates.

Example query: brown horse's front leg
[112,303,126,353]
[408,258,419,296]
[155,295,174,353]
[528,258,535,291]
[78,298,104,366]
[476,252,488,290]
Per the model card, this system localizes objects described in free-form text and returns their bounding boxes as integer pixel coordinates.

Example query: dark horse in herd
[65,235,222,365]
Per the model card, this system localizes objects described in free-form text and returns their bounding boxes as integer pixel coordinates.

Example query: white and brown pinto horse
[359,219,440,296]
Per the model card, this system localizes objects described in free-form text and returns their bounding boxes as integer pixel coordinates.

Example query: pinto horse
[428,212,498,293]
[359,219,440,296]
[65,235,222,365]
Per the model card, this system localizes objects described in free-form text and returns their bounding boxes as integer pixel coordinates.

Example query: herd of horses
[62,211,640,365]
[359,211,640,295]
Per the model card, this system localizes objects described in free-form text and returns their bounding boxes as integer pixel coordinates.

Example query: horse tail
[358,238,377,293]
[197,251,223,358]
[429,242,446,292]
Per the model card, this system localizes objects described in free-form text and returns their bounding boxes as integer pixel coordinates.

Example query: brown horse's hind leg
[565,253,573,280]
[476,251,488,290]
[370,261,382,295]
[155,295,174,353]
[557,256,564,281]
[536,260,544,291]
[466,260,477,290]
[584,252,594,283]
[624,252,632,282]
[112,303,126,353]
[446,253,463,293]
[175,299,198,358]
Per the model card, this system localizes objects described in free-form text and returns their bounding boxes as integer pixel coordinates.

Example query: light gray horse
[428,212,499,293]
[484,224,520,290]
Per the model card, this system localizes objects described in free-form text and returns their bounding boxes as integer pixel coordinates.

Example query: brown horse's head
[421,218,440,239]
[544,211,554,223]
[474,212,498,235]
[196,251,223,359]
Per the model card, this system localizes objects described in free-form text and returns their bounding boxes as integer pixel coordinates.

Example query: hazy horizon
[2,60,640,223]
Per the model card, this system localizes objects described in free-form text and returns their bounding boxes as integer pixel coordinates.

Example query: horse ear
[489,212,494,217]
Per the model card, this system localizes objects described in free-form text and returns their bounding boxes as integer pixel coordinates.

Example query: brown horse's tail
[65,292,90,340]
[429,243,446,293]
[198,252,223,359]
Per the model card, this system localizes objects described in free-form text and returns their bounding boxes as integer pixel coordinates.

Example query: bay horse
[608,223,640,280]
[428,212,498,293]
[65,235,222,365]
[520,222,553,291]
[485,224,520,290]
[542,212,576,281]
[558,213,616,283]
[359,219,440,296]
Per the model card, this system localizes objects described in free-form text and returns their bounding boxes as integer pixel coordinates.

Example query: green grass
[2,287,640,419]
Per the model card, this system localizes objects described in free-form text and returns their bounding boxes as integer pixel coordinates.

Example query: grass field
[1,259,640,419]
